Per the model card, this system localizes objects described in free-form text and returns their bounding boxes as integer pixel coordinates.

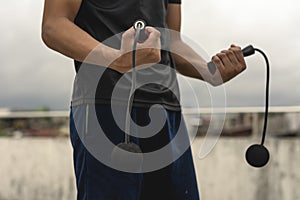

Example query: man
[42,0,246,199]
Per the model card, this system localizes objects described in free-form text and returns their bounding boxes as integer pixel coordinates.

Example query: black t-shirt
[72,0,182,111]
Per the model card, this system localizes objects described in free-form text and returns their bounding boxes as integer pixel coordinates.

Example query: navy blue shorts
[70,104,200,200]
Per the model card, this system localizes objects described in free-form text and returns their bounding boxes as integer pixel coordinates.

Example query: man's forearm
[170,40,209,81]
[42,17,119,67]
[171,39,247,86]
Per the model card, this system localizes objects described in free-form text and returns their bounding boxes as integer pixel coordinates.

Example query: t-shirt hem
[168,1,181,4]
[71,98,182,111]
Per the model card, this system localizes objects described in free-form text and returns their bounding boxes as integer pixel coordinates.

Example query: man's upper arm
[166,3,181,32]
[42,0,82,26]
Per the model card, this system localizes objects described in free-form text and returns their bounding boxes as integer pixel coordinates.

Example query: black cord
[125,28,141,144]
[132,29,141,69]
[254,48,270,145]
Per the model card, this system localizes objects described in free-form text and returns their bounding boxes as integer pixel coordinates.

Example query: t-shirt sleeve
[168,0,181,4]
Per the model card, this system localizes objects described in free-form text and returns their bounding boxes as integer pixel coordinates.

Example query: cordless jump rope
[111,19,271,169]
[111,20,147,170]
[208,46,270,168]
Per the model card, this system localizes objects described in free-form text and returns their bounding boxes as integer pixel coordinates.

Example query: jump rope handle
[133,20,148,42]
[124,20,148,144]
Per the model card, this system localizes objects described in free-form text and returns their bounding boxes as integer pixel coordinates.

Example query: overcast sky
[0,0,299,110]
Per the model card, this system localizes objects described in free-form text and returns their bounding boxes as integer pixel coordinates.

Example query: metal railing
[1,106,300,119]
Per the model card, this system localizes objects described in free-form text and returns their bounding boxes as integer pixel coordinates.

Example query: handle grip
[133,20,148,42]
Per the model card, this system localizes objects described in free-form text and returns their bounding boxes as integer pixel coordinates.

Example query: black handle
[208,45,255,74]
[133,20,148,42]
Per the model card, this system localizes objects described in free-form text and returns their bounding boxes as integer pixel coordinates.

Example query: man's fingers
[144,27,160,42]
[145,26,160,36]
[216,52,233,69]
[229,45,246,69]
[230,44,241,49]
[221,50,239,66]
[123,27,135,39]
[136,27,161,64]
[212,55,225,72]
[138,27,160,50]
[210,44,247,83]
[121,27,136,53]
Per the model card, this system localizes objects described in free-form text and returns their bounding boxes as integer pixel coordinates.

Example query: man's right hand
[109,27,161,73]
[42,0,160,72]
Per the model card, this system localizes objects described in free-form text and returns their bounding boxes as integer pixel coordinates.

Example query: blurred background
[0,0,299,199]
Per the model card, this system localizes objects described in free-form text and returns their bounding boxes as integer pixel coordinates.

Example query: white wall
[0,137,299,200]
[0,138,76,200]
[192,137,300,200]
